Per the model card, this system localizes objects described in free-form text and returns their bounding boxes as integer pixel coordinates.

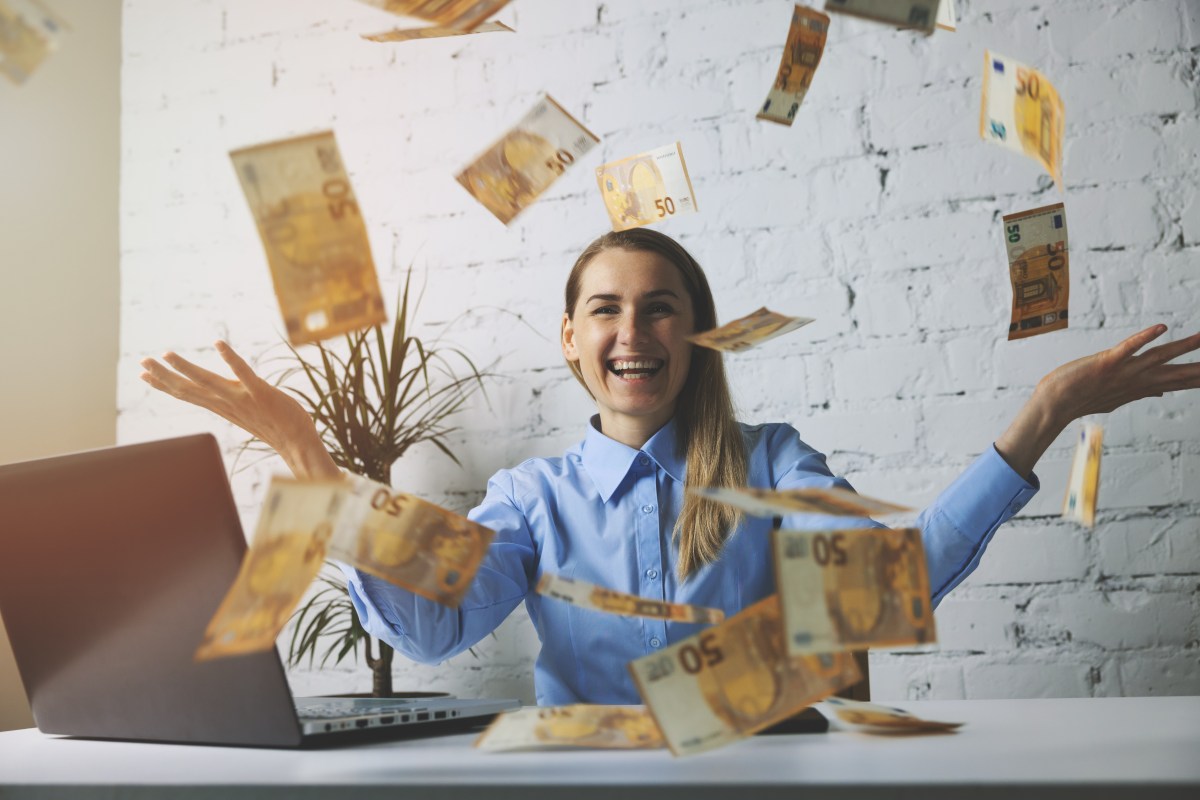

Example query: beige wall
[0,0,120,732]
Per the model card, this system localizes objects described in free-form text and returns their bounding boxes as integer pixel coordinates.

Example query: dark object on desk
[0,434,518,749]
[757,706,829,735]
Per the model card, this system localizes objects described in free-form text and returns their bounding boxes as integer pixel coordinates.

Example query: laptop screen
[0,434,305,746]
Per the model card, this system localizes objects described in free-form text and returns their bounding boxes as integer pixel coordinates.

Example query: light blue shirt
[341,417,1038,705]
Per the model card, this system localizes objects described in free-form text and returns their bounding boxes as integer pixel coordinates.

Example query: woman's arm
[995,325,1200,479]
[140,340,340,479]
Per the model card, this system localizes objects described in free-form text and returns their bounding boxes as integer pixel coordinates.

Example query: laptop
[0,433,519,747]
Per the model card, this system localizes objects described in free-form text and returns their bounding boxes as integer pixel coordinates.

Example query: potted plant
[240,269,492,697]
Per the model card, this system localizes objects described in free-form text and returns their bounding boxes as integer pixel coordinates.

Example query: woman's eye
[648,303,674,314]
[592,306,617,315]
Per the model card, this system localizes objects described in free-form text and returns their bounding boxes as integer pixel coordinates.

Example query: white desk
[1,698,1198,799]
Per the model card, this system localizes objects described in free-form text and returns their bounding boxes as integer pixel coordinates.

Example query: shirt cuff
[334,560,410,642]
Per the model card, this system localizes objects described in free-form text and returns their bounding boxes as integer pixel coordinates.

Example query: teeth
[610,359,662,372]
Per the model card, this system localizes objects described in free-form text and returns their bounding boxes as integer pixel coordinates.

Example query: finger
[215,340,267,389]
[1115,324,1168,359]
[1153,362,1200,393]
[1140,329,1200,366]
[162,350,236,391]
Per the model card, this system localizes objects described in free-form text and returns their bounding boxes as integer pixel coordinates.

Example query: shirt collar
[581,414,686,503]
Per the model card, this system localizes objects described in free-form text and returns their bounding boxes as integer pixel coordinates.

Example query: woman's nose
[618,313,649,344]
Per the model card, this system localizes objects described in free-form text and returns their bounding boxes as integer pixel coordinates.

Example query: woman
[141,228,1200,705]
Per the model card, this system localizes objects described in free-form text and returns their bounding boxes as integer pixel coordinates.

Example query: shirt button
[649,638,662,648]
[642,504,654,514]
[646,568,659,580]
[638,456,650,466]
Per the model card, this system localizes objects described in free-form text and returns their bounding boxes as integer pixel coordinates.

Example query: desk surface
[1,697,1198,799]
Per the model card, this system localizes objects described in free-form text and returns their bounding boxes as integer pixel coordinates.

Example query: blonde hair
[564,229,747,579]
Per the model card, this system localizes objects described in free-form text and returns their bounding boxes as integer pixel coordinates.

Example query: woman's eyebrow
[586,289,680,303]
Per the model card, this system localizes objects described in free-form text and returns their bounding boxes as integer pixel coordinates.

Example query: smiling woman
[139,229,1200,707]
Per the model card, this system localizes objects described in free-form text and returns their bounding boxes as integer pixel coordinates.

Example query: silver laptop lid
[0,434,305,747]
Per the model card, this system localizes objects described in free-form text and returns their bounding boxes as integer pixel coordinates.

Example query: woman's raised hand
[1035,325,1200,420]
[139,341,341,479]
[996,325,1200,479]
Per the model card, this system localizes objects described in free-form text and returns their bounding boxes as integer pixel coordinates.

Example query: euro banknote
[0,0,68,86]
[772,527,935,656]
[1062,422,1103,528]
[686,307,814,352]
[691,485,912,519]
[362,20,512,42]
[229,131,387,346]
[936,0,956,31]
[595,141,698,231]
[1002,202,1069,340]
[824,0,939,33]
[820,697,963,733]
[537,573,724,625]
[329,473,495,607]
[758,5,829,125]
[195,479,346,661]
[456,94,600,224]
[628,595,861,756]
[355,0,511,32]
[980,50,1065,190]
[475,705,665,751]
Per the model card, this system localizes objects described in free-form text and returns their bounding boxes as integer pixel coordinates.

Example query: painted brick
[116,0,1200,704]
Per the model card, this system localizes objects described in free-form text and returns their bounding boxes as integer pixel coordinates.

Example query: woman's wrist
[281,430,342,480]
[995,389,1070,481]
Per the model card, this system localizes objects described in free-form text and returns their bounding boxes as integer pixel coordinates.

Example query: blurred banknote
[686,307,814,352]
[1062,422,1102,528]
[936,0,956,31]
[476,705,665,751]
[772,528,935,656]
[824,0,939,33]
[758,5,829,125]
[0,0,68,85]
[329,474,495,607]
[537,573,724,625]
[456,94,600,224]
[1002,202,1069,340]
[980,50,1065,190]
[362,20,511,42]
[355,0,511,32]
[819,697,963,734]
[596,141,698,231]
[628,595,861,756]
[196,479,345,661]
[229,131,386,345]
[692,485,912,519]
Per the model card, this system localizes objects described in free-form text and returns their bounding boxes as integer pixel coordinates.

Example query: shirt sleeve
[336,469,536,664]
[765,424,1039,608]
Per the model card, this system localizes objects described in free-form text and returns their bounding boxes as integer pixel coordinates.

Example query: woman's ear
[561,312,579,362]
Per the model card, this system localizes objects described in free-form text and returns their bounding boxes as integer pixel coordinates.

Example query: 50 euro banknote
[1062,422,1102,528]
[819,696,962,734]
[595,141,697,231]
[362,20,512,42]
[628,595,861,756]
[230,131,386,346]
[824,0,939,33]
[1002,202,1069,340]
[980,50,1065,190]
[772,528,935,656]
[0,0,68,86]
[456,94,599,225]
[686,307,814,353]
[758,4,829,125]
[196,475,495,660]
[537,573,724,625]
[354,0,511,32]
[475,705,665,752]
[691,485,912,519]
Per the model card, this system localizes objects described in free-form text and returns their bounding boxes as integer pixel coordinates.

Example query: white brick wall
[118,0,1200,703]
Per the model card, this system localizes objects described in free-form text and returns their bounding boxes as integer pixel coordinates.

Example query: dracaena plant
[239,268,491,697]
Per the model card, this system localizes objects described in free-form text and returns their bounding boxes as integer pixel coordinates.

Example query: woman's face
[562,248,695,436]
